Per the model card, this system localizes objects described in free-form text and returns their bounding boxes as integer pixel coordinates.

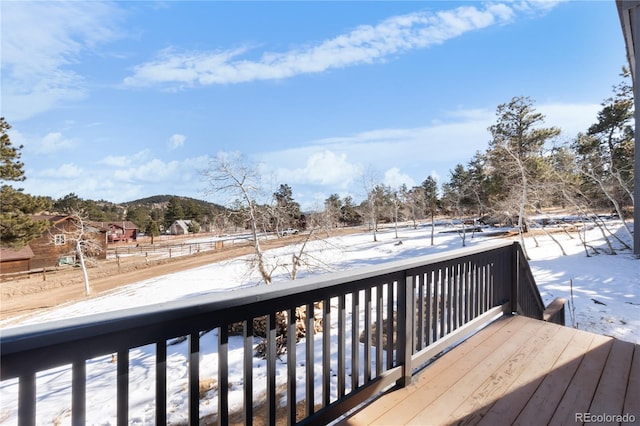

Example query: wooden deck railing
[0,241,564,425]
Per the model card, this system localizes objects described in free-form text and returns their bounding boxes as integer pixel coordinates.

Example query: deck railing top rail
[1,240,515,361]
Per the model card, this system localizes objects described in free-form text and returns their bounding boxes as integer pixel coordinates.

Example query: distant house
[95,221,139,243]
[0,215,108,274]
[169,220,193,235]
[0,245,35,275]
[30,215,108,270]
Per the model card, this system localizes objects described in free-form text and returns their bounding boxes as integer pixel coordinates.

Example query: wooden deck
[338,315,639,425]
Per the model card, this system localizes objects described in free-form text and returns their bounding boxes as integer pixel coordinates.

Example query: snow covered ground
[0,221,638,425]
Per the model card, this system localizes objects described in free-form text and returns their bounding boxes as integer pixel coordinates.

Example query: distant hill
[123,195,226,212]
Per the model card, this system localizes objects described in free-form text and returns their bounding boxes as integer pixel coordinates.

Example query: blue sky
[1,1,628,210]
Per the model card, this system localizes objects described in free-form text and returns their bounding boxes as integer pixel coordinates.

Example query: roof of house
[0,245,35,262]
[172,220,192,229]
[32,214,70,225]
[95,221,139,230]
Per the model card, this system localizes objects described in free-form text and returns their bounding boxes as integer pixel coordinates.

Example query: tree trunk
[430,211,435,246]
[584,169,634,240]
[539,225,567,256]
[76,240,90,295]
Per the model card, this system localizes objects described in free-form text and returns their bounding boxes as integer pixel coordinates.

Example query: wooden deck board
[443,319,563,425]
[509,325,595,426]
[548,333,614,425]
[589,338,635,416]
[339,315,638,426]
[623,343,640,420]
[366,316,538,425]
[337,313,514,425]
[475,324,579,426]
[405,318,554,425]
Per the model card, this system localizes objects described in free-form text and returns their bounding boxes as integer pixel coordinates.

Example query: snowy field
[0,220,638,424]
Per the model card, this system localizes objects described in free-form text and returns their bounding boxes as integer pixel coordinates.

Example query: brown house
[95,221,139,243]
[0,215,108,274]
[0,245,35,274]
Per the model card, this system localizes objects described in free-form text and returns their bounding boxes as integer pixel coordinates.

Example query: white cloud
[99,150,151,167]
[21,154,212,203]
[114,159,180,182]
[537,102,600,139]
[257,118,493,197]
[272,150,362,188]
[112,155,210,183]
[168,134,186,150]
[514,0,564,15]
[37,163,84,179]
[38,132,75,154]
[1,2,123,120]
[9,129,75,155]
[384,167,415,189]
[123,2,558,88]
[100,155,128,168]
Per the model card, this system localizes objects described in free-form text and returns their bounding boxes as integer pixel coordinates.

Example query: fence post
[397,271,413,387]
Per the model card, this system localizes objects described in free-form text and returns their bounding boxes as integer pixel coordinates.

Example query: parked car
[280,228,299,236]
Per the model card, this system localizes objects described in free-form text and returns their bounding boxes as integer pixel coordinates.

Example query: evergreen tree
[324,193,342,228]
[126,206,151,230]
[165,197,185,228]
[421,177,439,215]
[402,185,425,230]
[487,96,560,253]
[442,164,474,217]
[466,152,490,216]
[574,68,634,237]
[273,184,301,227]
[340,196,361,226]
[182,198,204,223]
[421,176,439,244]
[145,221,160,244]
[54,193,84,214]
[0,118,51,248]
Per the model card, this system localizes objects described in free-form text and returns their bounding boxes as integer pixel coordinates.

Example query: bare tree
[283,214,337,281]
[202,156,336,354]
[201,152,273,284]
[50,212,104,295]
[574,132,634,241]
[391,189,401,239]
[400,185,424,230]
[442,164,475,247]
[324,194,342,230]
[361,168,382,242]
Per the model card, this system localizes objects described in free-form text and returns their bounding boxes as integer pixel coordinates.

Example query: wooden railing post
[397,271,413,387]
[18,374,35,426]
[510,243,519,315]
[543,297,567,326]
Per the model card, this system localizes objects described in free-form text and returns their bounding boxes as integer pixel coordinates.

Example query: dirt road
[0,229,362,322]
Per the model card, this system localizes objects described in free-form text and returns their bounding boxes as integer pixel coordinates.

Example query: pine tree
[574,68,635,238]
[486,97,560,255]
[164,197,185,229]
[145,221,160,244]
[0,118,51,248]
